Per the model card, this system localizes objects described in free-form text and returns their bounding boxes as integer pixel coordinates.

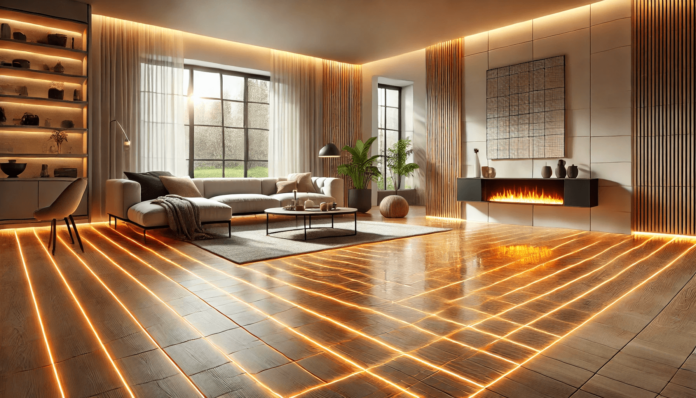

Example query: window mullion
[220,72,225,177]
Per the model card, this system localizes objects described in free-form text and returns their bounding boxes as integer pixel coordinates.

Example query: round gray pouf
[379,195,409,218]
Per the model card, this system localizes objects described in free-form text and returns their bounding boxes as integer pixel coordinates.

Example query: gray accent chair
[34,178,88,255]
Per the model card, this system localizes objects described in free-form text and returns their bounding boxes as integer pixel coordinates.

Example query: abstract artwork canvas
[486,55,565,160]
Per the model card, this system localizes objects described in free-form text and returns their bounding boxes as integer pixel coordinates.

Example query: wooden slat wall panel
[633,0,696,235]
[426,39,463,219]
[322,60,362,205]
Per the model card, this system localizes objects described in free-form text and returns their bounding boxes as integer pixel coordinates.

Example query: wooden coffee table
[264,207,358,240]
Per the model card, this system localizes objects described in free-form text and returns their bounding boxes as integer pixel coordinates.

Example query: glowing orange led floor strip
[15,232,66,398]
[90,228,422,397]
[58,235,205,398]
[31,229,136,398]
[397,237,667,357]
[267,259,539,354]
[77,232,284,398]
[469,241,696,397]
[487,237,652,303]
[446,240,602,304]
[103,227,486,389]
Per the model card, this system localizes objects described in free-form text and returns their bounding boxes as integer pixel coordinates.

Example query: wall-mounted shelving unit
[0,3,90,223]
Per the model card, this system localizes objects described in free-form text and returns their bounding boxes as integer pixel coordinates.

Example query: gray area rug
[193,218,449,264]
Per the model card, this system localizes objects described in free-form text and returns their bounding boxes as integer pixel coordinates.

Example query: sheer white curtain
[91,16,186,220]
[269,50,323,177]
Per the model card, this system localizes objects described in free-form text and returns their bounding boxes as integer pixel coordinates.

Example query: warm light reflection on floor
[4,222,696,397]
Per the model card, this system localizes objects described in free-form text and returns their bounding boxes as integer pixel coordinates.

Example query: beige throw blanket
[152,195,215,241]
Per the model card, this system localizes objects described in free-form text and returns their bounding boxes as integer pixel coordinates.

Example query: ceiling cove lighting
[79,231,285,398]
[31,229,136,398]
[469,241,696,397]
[58,235,205,397]
[91,227,420,398]
[15,231,66,398]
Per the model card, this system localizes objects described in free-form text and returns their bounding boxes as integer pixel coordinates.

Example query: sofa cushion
[210,194,280,214]
[276,180,296,193]
[260,178,279,195]
[127,197,232,228]
[202,178,263,198]
[288,172,315,193]
[124,171,173,201]
[159,176,202,198]
[271,192,336,207]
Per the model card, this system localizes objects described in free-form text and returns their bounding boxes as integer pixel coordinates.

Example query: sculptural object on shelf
[53,62,64,73]
[567,164,579,178]
[555,159,567,178]
[49,130,68,154]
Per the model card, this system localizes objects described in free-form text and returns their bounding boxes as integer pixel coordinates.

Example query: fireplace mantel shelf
[457,177,598,208]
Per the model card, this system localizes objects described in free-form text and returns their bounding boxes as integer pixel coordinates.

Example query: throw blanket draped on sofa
[152,195,215,241]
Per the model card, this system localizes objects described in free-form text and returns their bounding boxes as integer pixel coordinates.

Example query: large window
[377,84,401,190]
[184,66,270,178]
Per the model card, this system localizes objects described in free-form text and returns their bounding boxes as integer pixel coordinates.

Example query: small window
[377,84,401,190]
[184,66,269,178]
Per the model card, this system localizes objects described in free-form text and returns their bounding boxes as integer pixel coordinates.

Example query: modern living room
[1,0,695,397]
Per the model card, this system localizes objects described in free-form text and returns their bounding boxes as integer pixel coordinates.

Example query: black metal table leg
[304,215,307,240]
[266,213,269,235]
[331,214,334,228]
[354,212,357,235]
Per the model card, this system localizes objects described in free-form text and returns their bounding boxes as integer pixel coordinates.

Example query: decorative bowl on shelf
[1,160,27,178]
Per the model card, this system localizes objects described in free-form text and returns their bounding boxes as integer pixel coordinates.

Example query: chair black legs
[64,218,75,244]
[47,219,54,249]
[52,219,57,256]
[69,215,84,253]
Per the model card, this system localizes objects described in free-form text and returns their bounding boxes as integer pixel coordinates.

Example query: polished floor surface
[1,207,696,398]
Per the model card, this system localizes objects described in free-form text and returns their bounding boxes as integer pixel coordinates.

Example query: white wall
[182,32,271,73]
[362,49,426,205]
[462,0,632,234]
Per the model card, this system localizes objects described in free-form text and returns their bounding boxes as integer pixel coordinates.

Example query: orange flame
[488,187,563,205]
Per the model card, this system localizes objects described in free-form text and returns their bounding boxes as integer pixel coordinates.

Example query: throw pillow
[288,172,315,193]
[159,176,203,198]
[124,171,173,201]
[276,180,297,193]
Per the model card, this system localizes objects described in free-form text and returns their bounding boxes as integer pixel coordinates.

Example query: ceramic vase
[555,159,567,178]
[567,164,579,178]
[474,148,481,178]
[541,165,552,178]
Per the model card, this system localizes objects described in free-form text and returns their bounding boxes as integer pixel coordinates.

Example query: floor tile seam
[140,233,488,390]
[579,263,696,396]
[99,227,424,397]
[83,228,285,398]
[467,242,696,398]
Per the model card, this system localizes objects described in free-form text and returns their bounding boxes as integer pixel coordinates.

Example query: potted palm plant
[337,137,381,212]
[385,138,419,196]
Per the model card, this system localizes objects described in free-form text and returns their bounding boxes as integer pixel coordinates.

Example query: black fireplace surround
[457,178,598,208]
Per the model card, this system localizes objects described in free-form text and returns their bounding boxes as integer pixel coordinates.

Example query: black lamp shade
[319,143,341,158]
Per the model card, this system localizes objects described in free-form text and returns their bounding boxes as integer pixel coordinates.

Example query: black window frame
[185,65,270,178]
[377,84,402,190]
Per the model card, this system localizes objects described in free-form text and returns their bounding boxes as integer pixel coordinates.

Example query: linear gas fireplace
[457,178,598,208]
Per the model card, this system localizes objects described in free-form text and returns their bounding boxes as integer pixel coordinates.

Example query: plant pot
[348,188,372,213]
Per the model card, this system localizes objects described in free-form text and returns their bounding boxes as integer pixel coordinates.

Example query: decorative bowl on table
[1,160,27,178]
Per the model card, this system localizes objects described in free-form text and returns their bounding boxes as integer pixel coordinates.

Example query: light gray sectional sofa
[105,176,344,239]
